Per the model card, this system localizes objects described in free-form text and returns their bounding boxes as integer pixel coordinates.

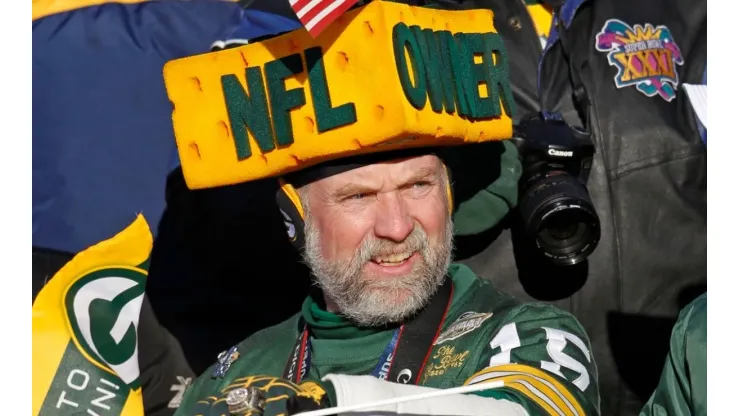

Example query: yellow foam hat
[164,0,516,190]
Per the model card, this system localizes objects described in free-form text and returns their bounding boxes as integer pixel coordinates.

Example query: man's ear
[444,164,454,216]
[275,179,306,251]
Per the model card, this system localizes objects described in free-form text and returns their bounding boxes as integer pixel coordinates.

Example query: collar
[301,296,386,340]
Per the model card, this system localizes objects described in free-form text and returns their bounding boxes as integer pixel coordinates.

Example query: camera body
[512,113,595,188]
[511,113,601,266]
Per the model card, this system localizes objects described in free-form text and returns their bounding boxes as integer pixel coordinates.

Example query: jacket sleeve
[465,304,600,416]
[137,296,197,416]
[324,374,529,416]
[172,365,217,416]
[639,293,707,416]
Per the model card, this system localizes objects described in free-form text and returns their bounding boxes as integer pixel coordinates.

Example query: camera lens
[519,173,601,266]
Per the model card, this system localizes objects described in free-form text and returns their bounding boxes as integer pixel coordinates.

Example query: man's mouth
[372,251,414,266]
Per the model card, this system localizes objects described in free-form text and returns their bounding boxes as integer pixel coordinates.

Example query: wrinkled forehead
[286,147,440,187]
[308,154,445,194]
[337,154,442,183]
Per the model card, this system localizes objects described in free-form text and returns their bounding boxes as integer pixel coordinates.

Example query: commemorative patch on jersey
[595,19,684,102]
[435,311,493,345]
[421,345,471,383]
[212,346,240,379]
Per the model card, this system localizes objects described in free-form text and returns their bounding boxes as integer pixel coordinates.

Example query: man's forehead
[321,154,442,187]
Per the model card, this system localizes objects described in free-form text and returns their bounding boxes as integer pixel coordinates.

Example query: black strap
[388,277,453,384]
[283,277,454,385]
[554,6,592,134]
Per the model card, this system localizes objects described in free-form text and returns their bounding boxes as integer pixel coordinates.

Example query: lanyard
[283,277,454,385]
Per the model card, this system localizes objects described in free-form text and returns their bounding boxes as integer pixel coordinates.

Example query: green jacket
[640,293,707,416]
[445,140,522,236]
[176,264,599,416]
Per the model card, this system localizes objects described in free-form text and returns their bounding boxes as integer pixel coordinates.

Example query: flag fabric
[289,0,360,37]
[32,216,153,416]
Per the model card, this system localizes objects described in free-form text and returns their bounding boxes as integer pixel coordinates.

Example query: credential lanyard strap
[283,278,454,385]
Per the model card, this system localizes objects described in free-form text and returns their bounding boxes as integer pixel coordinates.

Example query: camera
[511,114,601,266]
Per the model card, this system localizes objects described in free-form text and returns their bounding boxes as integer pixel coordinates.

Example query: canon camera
[511,114,601,266]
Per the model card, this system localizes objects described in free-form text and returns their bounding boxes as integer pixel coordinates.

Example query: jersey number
[488,323,591,391]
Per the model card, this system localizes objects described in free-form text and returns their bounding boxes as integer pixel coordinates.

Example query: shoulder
[503,301,587,332]
[450,263,584,330]
[449,284,599,415]
[214,313,301,375]
[178,313,302,410]
[448,263,519,314]
[671,293,706,359]
[677,292,706,329]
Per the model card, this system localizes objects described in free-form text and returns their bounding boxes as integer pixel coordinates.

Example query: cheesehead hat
[163,0,516,190]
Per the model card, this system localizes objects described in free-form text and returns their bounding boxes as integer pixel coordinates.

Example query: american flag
[289,0,360,38]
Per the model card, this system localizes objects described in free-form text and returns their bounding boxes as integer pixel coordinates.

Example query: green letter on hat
[305,47,358,133]
[265,54,307,146]
[222,68,275,160]
[393,23,427,110]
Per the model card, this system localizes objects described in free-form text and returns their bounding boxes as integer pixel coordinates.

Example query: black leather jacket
[439,0,706,414]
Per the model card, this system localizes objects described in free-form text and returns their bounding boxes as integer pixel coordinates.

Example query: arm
[320,304,598,416]
[639,293,707,416]
[465,304,601,416]
[324,374,528,416]
[173,367,215,416]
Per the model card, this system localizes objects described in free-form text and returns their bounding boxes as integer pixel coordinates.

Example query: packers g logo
[64,267,147,388]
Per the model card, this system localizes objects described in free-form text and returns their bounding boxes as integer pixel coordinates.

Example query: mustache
[355,224,429,263]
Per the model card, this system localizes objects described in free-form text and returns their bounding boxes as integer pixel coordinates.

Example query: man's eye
[346,193,369,201]
[412,181,431,189]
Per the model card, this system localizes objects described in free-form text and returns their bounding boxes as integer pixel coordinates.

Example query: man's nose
[373,192,414,243]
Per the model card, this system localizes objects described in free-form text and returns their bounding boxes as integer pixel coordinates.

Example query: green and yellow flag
[32,215,152,416]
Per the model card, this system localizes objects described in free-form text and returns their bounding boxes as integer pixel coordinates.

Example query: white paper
[682,83,707,130]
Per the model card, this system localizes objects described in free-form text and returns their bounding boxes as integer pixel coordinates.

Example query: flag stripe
[291,0,358,38]
[299,0,333,25]
[305,0,357,33]
[291,0,314,15]
[295,0,324,19]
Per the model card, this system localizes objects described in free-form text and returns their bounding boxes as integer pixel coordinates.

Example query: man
[149,5,522,375]
[163,2,600,414]
[177,151,600,416]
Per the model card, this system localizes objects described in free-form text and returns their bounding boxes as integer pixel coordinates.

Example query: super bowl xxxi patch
[595,19,684,102]
[435,312,493,345]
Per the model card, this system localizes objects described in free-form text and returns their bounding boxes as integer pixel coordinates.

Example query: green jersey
[176,264,600,416]
[640,293,707,416]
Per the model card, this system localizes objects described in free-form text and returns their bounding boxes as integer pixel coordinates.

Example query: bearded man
[166,2,600,415]
[175,148,600,416]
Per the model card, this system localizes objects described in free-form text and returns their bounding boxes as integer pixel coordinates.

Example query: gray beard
[302,217,454,327]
